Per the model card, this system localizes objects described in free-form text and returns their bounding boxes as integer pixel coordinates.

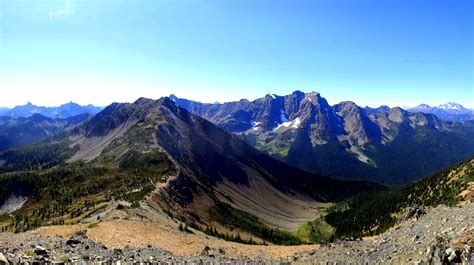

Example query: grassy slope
[0,146,176,233]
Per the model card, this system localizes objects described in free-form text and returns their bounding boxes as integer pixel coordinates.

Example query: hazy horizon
[0,0,472,108]
[0,90,472,110]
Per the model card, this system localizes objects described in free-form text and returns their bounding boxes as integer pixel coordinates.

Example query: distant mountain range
[406,102,474,122]
[0,108,9,114]
[0,102,102,119]
[171,92,474,184]
[1,100,471,122]
[0,113,90,152]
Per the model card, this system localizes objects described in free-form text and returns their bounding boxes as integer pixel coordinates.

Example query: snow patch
[292,117,301,128]
[273,117,302,131]
[251,120,261,131]
[0,194,28,215]
[438,102,463,110]
[251,121,260,127]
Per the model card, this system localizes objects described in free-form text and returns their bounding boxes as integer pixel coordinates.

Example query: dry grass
[28,208,320,259]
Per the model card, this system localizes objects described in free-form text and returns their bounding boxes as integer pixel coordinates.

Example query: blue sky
[0,0,472,108]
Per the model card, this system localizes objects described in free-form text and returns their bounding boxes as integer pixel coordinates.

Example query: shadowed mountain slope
[171,92,474,184]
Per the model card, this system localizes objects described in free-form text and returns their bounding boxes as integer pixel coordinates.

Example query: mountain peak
[337,101,359,108]
[302,91,322,103]
[161,96,179,108]
[306,91,321,97]
[291,90,305,97]
[265,93,280,100]
[363,105,391,115]
[416,104,431,108]
[438,102,465,110]
[407,102,472,121]
[59,101,82,107]
[387,107,408,122]
[134,97,155,106]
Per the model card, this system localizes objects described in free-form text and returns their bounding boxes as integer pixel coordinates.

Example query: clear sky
[0,0,472,108]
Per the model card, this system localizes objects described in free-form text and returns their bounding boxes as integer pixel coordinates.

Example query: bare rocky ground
[0,202,472,264]
[292,202,474,264]
[0,230,270,264]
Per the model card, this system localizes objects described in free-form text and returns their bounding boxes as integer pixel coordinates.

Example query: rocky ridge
[0,202,472,264]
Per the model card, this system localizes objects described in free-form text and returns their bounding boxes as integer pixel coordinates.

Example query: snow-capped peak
[438,102,464,110]
[266,94,279,99]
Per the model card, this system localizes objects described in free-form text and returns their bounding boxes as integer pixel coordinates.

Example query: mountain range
[0,94,472,186]
[0,113,91,152]
[0,97,381,243]
[0,102,102,119]
[170,92,474,184]
[0,94,473,248]
[407,102,474,122]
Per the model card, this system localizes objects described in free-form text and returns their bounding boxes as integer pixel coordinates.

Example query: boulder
[34,245,48,256]
[200,245,211,256]
[0,253,9,265]
[398,204,426,223]
[66,239,81,247]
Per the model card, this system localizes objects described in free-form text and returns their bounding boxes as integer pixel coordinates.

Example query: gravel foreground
[0,203,473,264]
[0,230,276,264]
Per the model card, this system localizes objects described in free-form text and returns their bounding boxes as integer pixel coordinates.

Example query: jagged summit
[171,92,474,184]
